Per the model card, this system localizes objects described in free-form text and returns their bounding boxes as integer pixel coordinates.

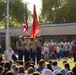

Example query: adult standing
[30,37,36,63]
[72,43,76,62]
[35,36,42,64]
[16,36,24,60]
[23,37,30,63]
[4,47,14,61]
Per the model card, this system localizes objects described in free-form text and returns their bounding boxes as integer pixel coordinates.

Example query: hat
[24,37,28,39]
[37,35,40,37]
[29,37,33,39]
[18,36,23,38]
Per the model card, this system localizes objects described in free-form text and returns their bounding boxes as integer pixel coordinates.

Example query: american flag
[22,6,29,36]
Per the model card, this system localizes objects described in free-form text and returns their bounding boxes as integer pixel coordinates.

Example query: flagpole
[6,0,10,49]
[31,5,40,38]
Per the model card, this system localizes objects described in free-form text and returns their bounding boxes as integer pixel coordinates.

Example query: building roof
[0,23,76,36]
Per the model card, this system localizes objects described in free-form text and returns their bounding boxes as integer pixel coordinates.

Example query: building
[0,23,76,51]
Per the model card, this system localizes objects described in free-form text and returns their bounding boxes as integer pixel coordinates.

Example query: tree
[0,0,32,28]
[41,0,62,24]
[63,0,76,23]
[0,0,6,28]
[40,0,76,24]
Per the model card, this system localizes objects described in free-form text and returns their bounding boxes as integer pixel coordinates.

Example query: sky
[23,0,42,15]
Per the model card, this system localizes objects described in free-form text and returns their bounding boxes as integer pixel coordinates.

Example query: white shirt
[41,46,45,54]
[44,46,49,53]
[4,50,14,61]
[65,46,69,51]
[56,46,60,53]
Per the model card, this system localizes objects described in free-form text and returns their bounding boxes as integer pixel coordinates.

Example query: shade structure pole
[6,0,10,50]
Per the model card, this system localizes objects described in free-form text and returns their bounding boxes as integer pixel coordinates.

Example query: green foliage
[0,0,32,28]
[0,0,6,21]
[40,0,76,24]
[9,0,25,26]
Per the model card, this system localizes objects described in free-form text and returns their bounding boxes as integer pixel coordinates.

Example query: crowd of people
[0,36,76,75]
[41,41,76,61]
[0,56,76,75]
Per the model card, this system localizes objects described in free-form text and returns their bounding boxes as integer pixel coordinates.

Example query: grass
[51,58,76,69]
[23,56,76,69]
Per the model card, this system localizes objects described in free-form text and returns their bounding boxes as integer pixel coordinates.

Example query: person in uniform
[29,37,36,63]
[16,36,24,60]
[23,37,30,63]
[29,39,32,58]
[35,35,42,64]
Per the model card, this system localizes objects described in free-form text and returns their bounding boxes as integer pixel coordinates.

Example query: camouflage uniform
[35,38,42,64]
[16,38,24,60]
[30,38,36,63]
[23,38,30,63]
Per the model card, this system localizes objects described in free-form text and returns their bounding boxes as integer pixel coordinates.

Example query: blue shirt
[37,67,44,73]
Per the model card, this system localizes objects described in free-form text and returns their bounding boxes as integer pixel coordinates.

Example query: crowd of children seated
[0,51,76,75]
[0,41,76,75]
